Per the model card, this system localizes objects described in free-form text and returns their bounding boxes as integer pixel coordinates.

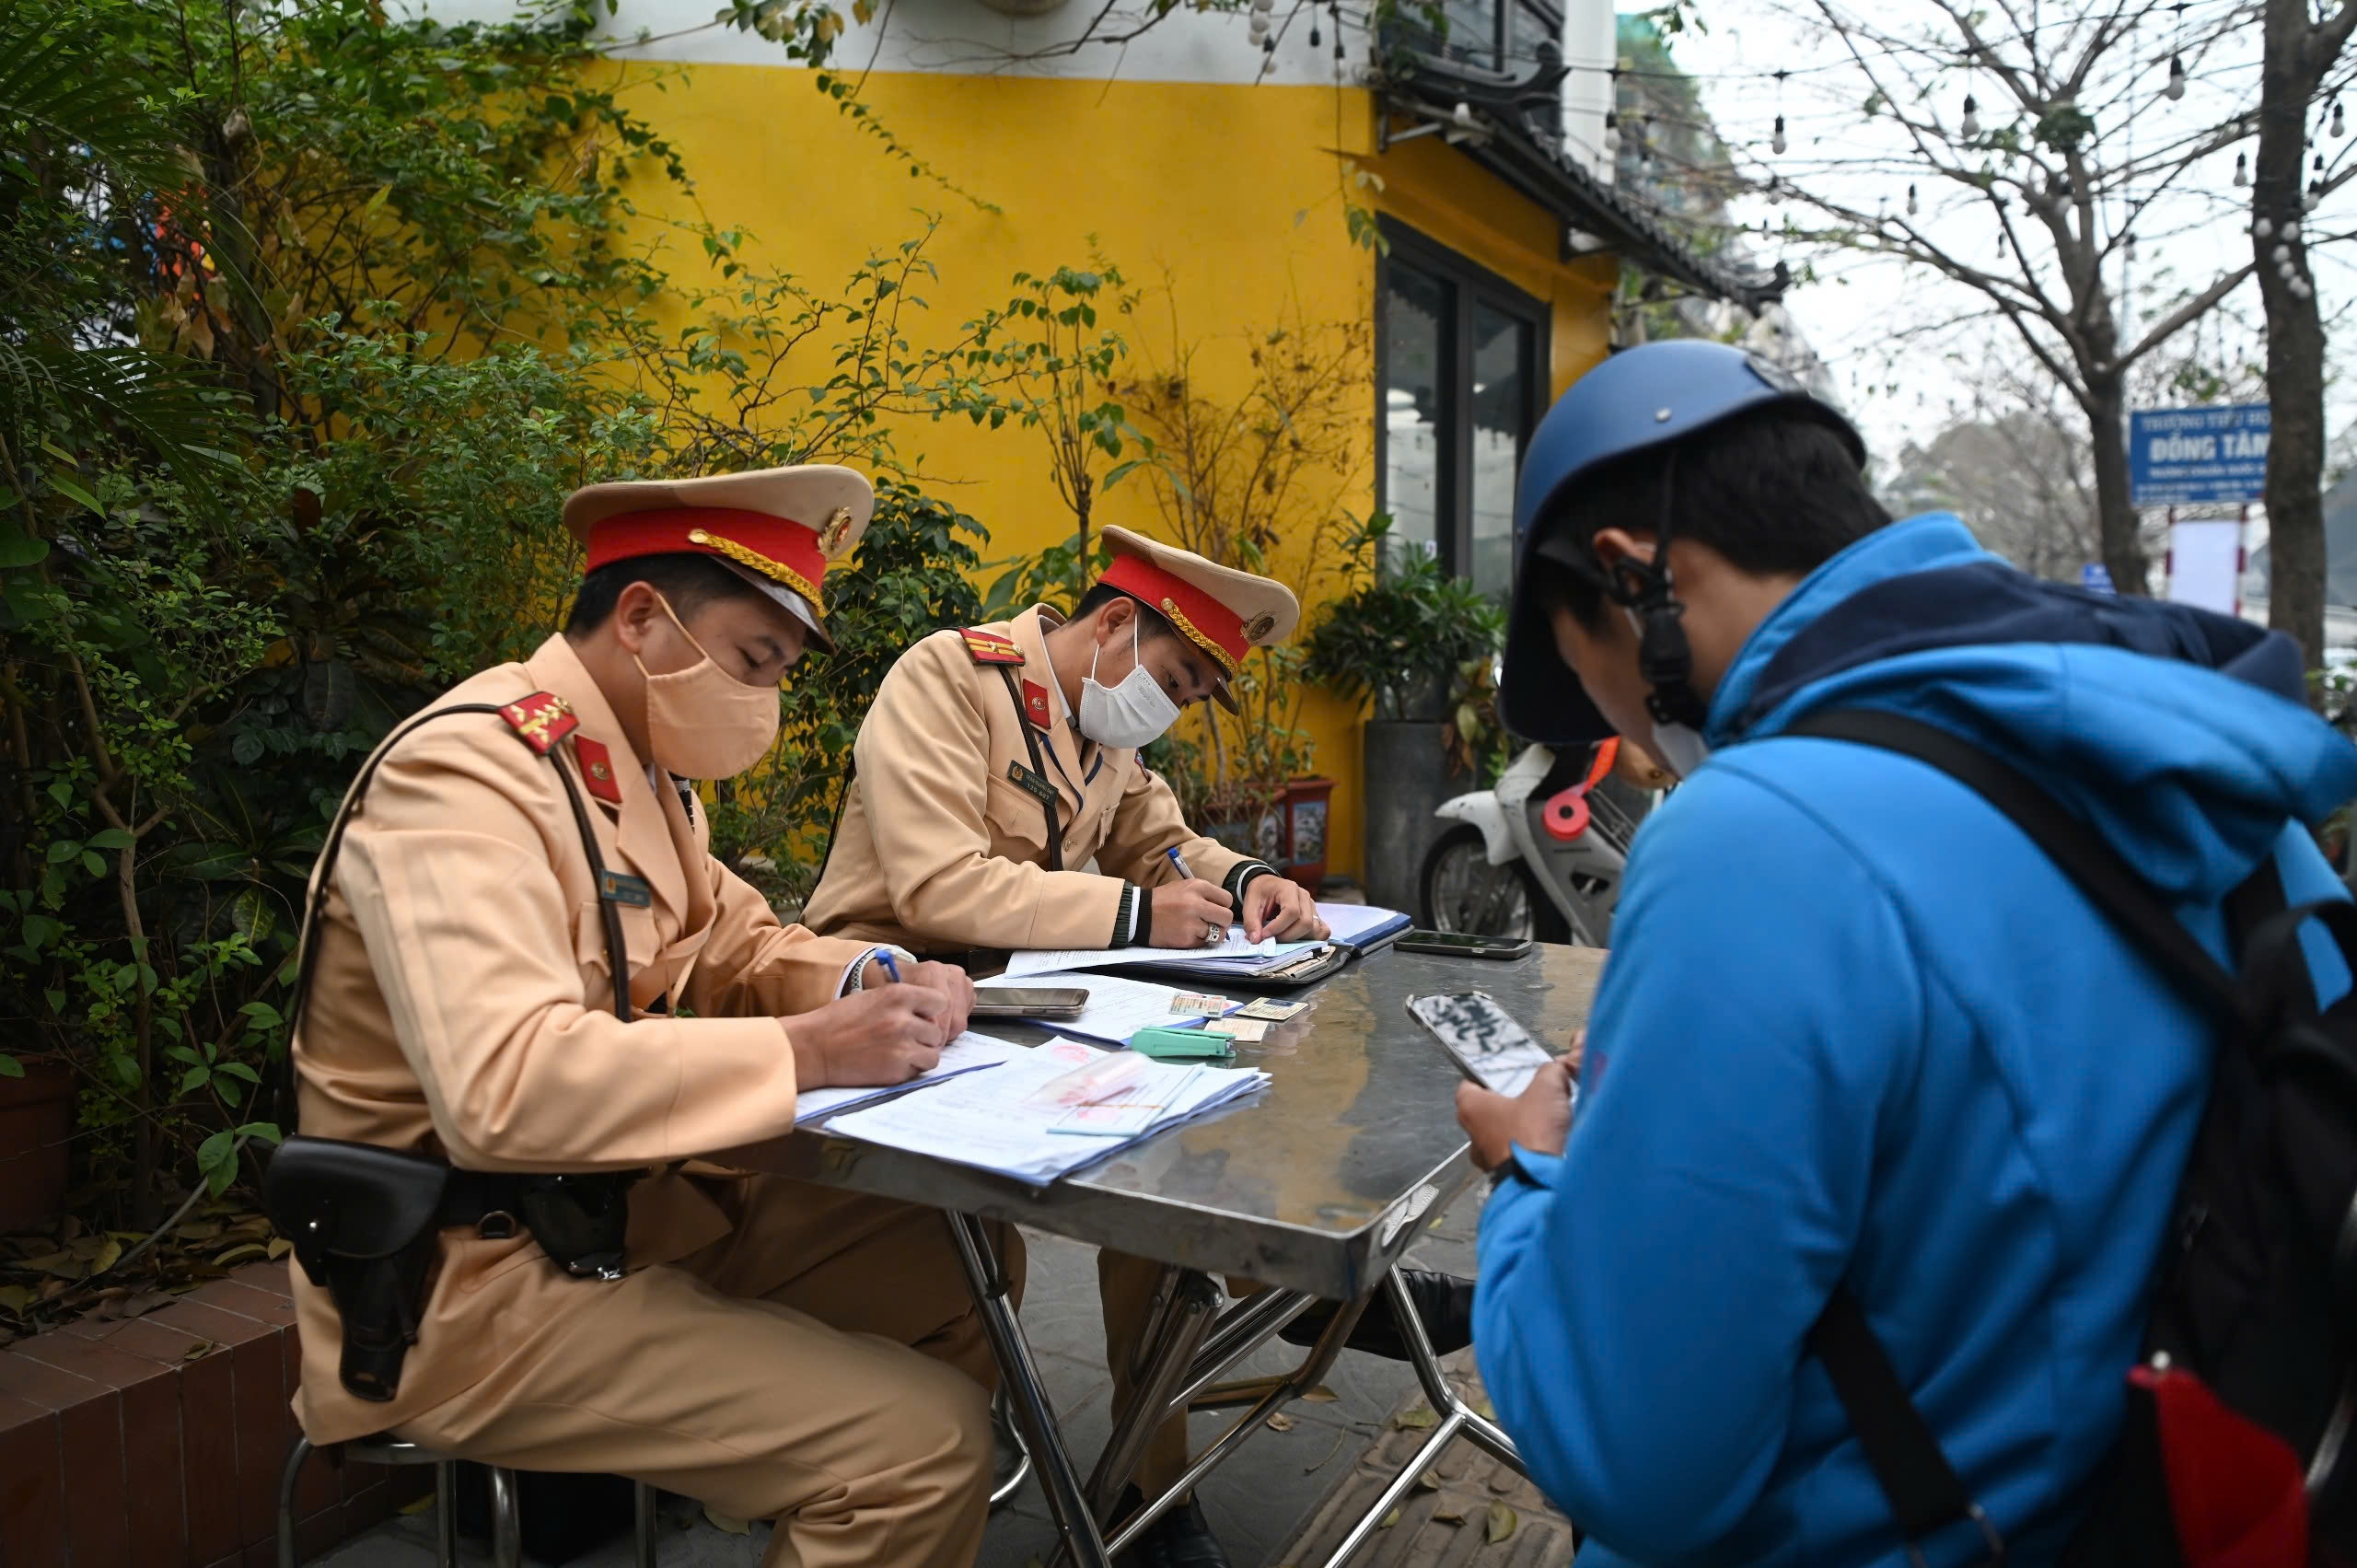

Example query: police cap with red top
[561,465,873,652]
[1095,527,1300,713]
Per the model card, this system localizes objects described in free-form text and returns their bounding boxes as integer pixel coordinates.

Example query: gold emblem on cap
[1242,612,1277,644]
[818,505,854,555]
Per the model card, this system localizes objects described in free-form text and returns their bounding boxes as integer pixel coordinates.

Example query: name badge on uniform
[598,870,654,908]
[1006,761,1058,807]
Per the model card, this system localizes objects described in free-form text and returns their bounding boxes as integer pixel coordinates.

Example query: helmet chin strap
[1602,449,1709,733]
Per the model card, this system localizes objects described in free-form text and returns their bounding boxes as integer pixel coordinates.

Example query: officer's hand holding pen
[1149,847,1235,949]
[788,956,964,1088]
[856,953,975,1036]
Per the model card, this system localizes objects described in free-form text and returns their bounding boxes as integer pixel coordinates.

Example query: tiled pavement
[314,1188,1573,1567]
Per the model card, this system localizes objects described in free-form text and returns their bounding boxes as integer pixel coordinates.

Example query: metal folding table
[727,941,1603,1568]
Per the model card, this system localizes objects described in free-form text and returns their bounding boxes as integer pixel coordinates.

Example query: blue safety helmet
[1499,339,1866,746]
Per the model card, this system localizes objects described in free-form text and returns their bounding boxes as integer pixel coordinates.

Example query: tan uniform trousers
[390,1178,1028,1568]
[1099,1251,1262,1493]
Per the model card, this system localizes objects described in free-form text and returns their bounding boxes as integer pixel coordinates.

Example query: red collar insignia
[574,736,623,805]
[1021,679,1053,730]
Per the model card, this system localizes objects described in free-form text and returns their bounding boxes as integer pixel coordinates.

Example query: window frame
[1402,0,1564,74]
[1373,216,1552,589]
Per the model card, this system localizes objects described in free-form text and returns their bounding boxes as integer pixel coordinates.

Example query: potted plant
[1303,515,1504,911]
[1146,644,1323,881]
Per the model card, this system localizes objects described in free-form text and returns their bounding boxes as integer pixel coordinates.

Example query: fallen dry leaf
[1300,1386,1339,1403]
[1485,1503,1518,1544]
[0,1284,30,1313]
[704,1507,752,1536]
[267,1238,292,1260]
[1378,1509,1400,1530]
[1473,1398,1497,1421]
[398,1495,434,1516]
[89,1239,122,1276]
[181,1339,218,1361]
[1394,1405,1437,1430]
[215,1244,267,1267]
[1433,1504,1468,1526]
[1265,1412,1295,1432]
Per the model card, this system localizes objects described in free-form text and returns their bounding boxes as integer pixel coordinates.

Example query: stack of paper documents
[791,1031,1024,1126]
[971,971,1238,1045]
[824,1036,1269,1186]
[1317,901,1412,950]
[1004,928,1325,980]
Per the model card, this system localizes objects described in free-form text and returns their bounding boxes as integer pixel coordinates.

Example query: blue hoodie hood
[1706,513,2357,902]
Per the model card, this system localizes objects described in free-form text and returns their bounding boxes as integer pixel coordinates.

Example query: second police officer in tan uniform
[805,528,1470,1568]
[275,467,1003,1568]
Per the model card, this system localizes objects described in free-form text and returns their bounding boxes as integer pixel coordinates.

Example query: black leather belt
[439,1168,534,1236]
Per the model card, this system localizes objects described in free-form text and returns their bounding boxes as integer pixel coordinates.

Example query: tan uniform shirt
[804,606,1270,952]
[289,633,877,1442]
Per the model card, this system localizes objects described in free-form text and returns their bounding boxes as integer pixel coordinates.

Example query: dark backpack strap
[1807,1289,1995,1553]
[1785,710,2247,1027]
[1779,706,2289,1565]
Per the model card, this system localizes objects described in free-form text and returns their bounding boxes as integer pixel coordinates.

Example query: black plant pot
[1361,719,1471,913]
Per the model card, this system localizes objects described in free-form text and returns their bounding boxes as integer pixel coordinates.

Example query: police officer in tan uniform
[805,529,1468,1567]
[805,528,1327,954]
[281,466,1002,1568]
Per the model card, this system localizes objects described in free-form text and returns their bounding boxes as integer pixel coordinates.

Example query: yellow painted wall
[606,63,1617,883]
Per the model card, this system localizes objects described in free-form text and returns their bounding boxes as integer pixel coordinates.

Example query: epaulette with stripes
[960,629,1026,667]
[496,692,579,755]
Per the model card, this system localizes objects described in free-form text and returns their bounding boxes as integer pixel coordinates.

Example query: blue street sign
[2130,404,2270,507]
[2082,563,2116,595]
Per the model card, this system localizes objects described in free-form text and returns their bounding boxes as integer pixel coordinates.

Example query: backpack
[1782,708,2357,1567]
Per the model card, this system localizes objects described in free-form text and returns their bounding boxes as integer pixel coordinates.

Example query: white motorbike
[1416,741,1647,946]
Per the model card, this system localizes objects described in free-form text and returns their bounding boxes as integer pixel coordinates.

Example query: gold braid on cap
[689,528,825,612]
[1158,597,1240,676]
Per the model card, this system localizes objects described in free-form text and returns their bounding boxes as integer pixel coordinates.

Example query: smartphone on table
[1396,929,1535,960]
[1405,991,1571,1099]
[970,986,1090,1020]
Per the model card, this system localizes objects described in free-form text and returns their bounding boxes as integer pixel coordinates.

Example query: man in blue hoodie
[1457,340,2357,1566]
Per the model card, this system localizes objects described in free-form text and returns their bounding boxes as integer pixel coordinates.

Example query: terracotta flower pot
[0,1061,75,1235]
[1279,776,1336,889]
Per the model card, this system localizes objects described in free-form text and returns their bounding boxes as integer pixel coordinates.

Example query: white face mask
[1078,618,1180,749]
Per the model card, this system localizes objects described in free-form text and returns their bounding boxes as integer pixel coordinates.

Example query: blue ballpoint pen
[1165,845,1196,883]
[874,949,902,983]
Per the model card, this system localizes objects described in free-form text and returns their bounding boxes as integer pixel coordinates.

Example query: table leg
[946,1214,1111,1568]
[1084,1268,1222,1523]
[1308,1265,1529,1568]
[1384,1264,1525,1471]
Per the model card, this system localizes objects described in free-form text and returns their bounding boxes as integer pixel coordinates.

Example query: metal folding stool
[276,1434,659,1568]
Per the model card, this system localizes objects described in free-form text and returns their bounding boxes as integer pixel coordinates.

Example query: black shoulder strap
[278,702,634,1132]
[1805,1289,1991,1549]
[1786,709,2247,1024]
[999,665,1062,872]
[1781,705,2282,1564]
